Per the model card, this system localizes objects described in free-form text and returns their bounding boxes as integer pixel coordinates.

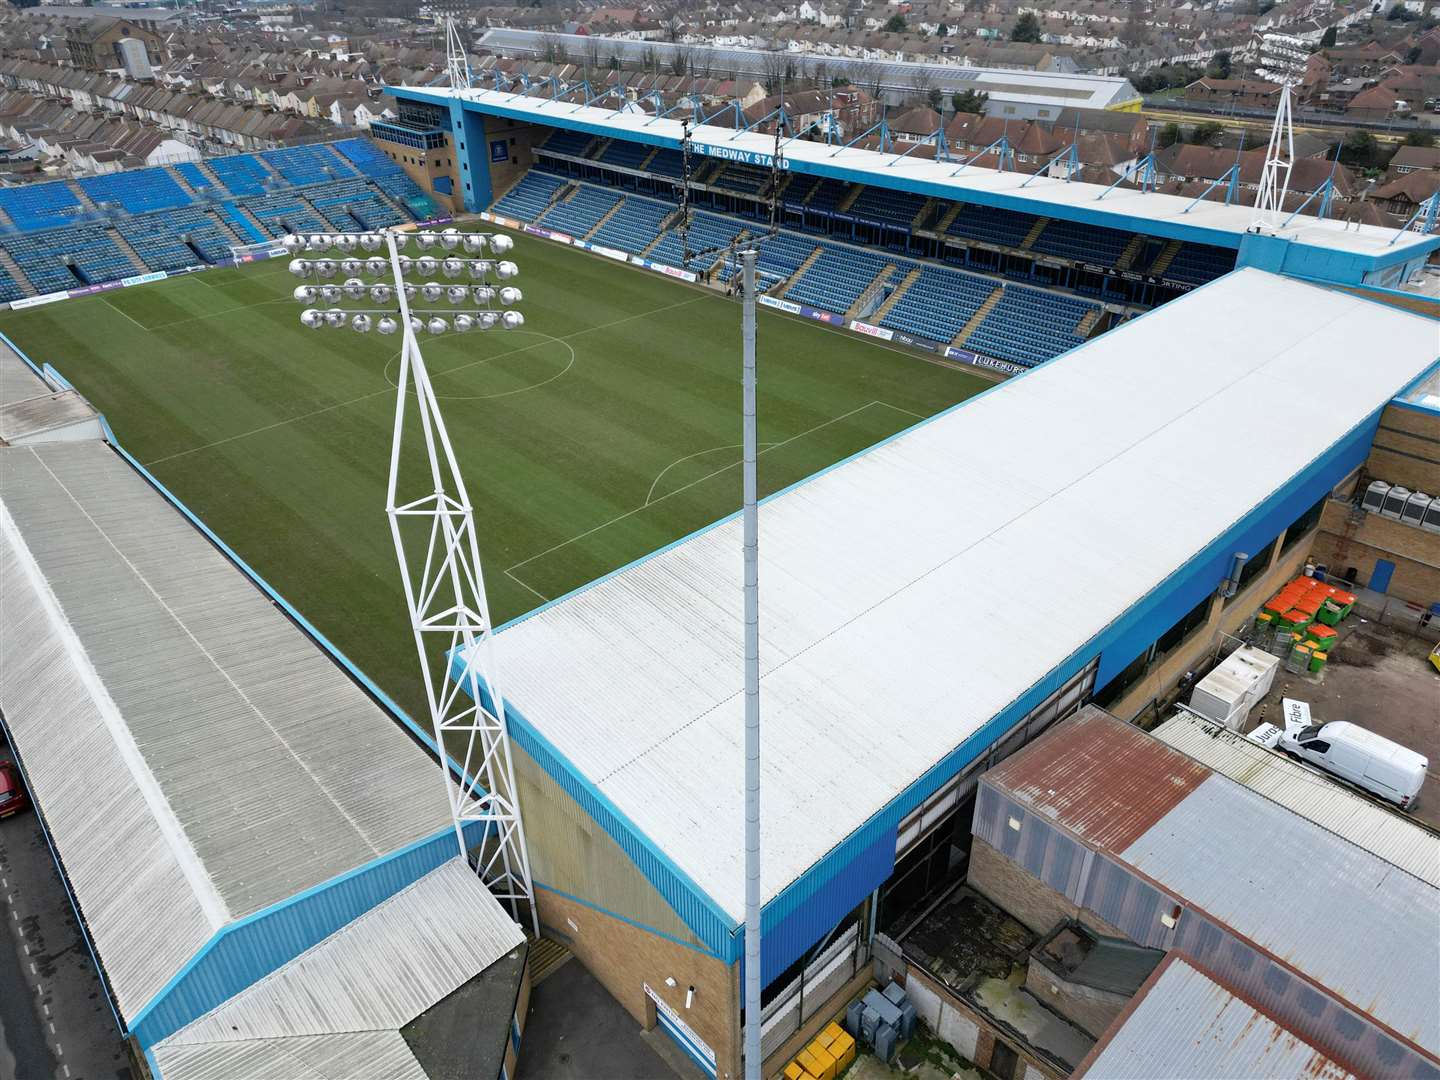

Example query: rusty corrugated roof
[982,707,1208,853]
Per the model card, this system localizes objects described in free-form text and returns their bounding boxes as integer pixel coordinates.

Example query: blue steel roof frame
[458,271,1403,975]
[393,86,1440,272]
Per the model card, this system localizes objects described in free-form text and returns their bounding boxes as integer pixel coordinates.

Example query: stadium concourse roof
[150,857,526,1080]
[0,439,451,1020]
[1074,956,1355,1079]
[476,268,1439,931]
[474,29,1141,112]
[404,85,1437,262]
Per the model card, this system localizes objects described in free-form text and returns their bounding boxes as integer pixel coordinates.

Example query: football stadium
[1,71,1439,1080]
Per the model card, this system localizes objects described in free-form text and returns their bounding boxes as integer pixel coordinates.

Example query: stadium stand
[1157,242,1236,286]
[540,128,596,158]
[1029,218,1133,268]
[717,231,818,291]
[595,139,652,170]
[539,186,623,237]
[493,172,568,221]
[79,168,191,215]
[945,202,1037,249]
[590,194,674,254]
[712,163,771,196]
[879,265,995,344]
[647,210,747,270]
[0,138,435,296]
[785,243,893,313]
[966,283,1094,366]
[848,186,928,228]
[646,148,686,179]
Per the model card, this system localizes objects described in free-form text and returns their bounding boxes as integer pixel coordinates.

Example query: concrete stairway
[779,245,823,293]
[167,165,197,198]
[69,182,98,213]
[934,202,962,234]
[1114,233,1145,271]
[1020,216,1049,250]
[583,197,625,240]
[846,262,898,319]
[108,228,150,275]
[1150,239,1182,277]
[528,936,573,986]
[872,266,922,322]
[0,248,37,296]
[952,285,1003,346]
[1074,306,1103,337]
[836,183,862,213]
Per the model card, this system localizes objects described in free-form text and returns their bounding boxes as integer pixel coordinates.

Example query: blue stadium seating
[848,186,927,227]
[785,242,894,313]
[6,227,132,292]
[966,284,1094,367]
[260,145,356,187]
[539,187,623,238]
[1030,219,1132,268]
[115,208,233,270]
[371,174,435,219]
[880,266,995,344]
[175,162,224,198]
[946,202,1036,249]
[590,195,674,255]
[244,192,330,237]
[540,129,596,158]
[802,180,852,215]
[208,154,275,197]
[716,231,817,291]
[221,203,266,243]
[1158,243,1234,286]
[647,211,746,271]
[333,137,404,177]
[647,149,685,179]
[595,140,652,170]
[0,267,25,303]
[79,168,190,214]
[711,163,771,196]
[0,182,87,231]
[493,172,567,221]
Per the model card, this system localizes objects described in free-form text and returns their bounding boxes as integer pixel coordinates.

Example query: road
[0,743,133,1080]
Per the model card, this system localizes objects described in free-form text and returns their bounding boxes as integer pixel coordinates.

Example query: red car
[0,761,29,819]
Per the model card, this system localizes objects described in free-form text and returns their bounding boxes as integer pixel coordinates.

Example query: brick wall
[537,887,741,1078]
[967,837,1126,941]
[904,965,1065,1080]
[1023,959,1128,1039]
[1313,500,1440,605]
[1369,405,1440,493]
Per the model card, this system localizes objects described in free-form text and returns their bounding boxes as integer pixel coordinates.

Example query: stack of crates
[1263,576,1356,666]
[782,1021,856,1080]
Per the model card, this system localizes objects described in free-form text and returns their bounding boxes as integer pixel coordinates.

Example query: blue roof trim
[128,822,480,1048]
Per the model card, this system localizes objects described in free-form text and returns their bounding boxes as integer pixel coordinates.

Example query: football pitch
[1,228,990,716]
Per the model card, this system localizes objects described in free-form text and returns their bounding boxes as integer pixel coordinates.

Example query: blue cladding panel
[129,824,479,1049]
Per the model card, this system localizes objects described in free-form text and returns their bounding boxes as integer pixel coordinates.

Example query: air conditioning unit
[1189,646,1281,732]
[1401,491,1432,529]
[1361,479,1390,514]
[1380,484,1411,520]
[1422,498,1440,535]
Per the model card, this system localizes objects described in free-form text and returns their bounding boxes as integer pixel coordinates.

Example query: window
[1225,536,1276,606]
[1280,493,1328,555]
[1305,740,1331,754]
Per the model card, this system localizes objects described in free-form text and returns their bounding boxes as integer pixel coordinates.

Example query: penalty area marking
[382,330,576,401]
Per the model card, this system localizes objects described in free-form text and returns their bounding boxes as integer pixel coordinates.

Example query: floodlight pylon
[446,15,472,92]
[381,232,537,931]
[1250,33,1308,233]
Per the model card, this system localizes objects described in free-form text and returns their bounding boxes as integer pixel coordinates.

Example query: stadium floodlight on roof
[1251,33,1310,234]
[445,13,472,92]
[285,227,537,932]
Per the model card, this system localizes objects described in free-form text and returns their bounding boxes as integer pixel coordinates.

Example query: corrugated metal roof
[0,388,100,442]
[0,349,50,408]
[1124,774,1440,1057]
[483,271,1440,921]
[159,857,524,1047]
[983,707,1207,851]
[0,441,452,1017]
[152,1032,427,1080]
[412,86,1434,258]
[1153,712,1440,888]
[1077,956,1355,1080]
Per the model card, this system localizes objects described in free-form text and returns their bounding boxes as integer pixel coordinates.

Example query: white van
[1254,700,1428,810]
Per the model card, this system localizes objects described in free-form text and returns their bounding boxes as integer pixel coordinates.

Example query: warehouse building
[0,405,530,1080]
[450,269,1440,1077]
[968,706,1438,1079]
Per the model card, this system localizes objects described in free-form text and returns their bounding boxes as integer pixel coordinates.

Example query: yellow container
[783,1063,807,1080]
[814,1024,837,1051]
[800,1044,837,1080]
[828,1029,857,1071]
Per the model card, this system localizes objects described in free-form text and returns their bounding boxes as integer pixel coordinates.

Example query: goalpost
[229,237,290,264]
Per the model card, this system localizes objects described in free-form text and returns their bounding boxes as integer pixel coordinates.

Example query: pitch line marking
[644,442,778,507]
[509,400,889,578]
[505,568,550,604]
[98,294,150,332]
[143,294,716,467]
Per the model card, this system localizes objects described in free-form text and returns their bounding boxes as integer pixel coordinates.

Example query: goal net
[229,238,289,264]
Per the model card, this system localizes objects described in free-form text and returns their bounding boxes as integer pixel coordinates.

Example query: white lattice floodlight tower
[1251,33,1309,233]
[446,14,472,92]
[285,228,537,932]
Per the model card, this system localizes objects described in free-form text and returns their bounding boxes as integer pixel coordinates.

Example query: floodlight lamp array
[284,229,524,335]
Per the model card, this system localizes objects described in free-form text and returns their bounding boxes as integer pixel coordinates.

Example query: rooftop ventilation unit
[1380,484,1411,520]
[1361,480,1390,514]
[1401,491,1433,528]
[1422,498,1440,535]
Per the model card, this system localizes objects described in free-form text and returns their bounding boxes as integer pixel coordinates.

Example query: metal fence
[758,921,865,1061]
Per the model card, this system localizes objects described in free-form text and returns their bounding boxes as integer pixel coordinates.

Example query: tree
[1011,11,1042,42]
[668,45,692,76]
[1341,128,1378,164]
[1405,44,1423,63]
[1319,24,1337,47]
[951,88,988,113]
[850,59,884,97]
[760,48,797,92]
[908,65,936,106]
[607,53,622,71]
[1191,120,1223,145]
[640,46,659,74]
[1403,130,1436,147]
[1206,50,1231,79]
[883,12,908,32]
[1158,120,1183,147]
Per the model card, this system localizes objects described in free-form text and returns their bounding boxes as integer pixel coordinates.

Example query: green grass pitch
[0,229,990,717]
